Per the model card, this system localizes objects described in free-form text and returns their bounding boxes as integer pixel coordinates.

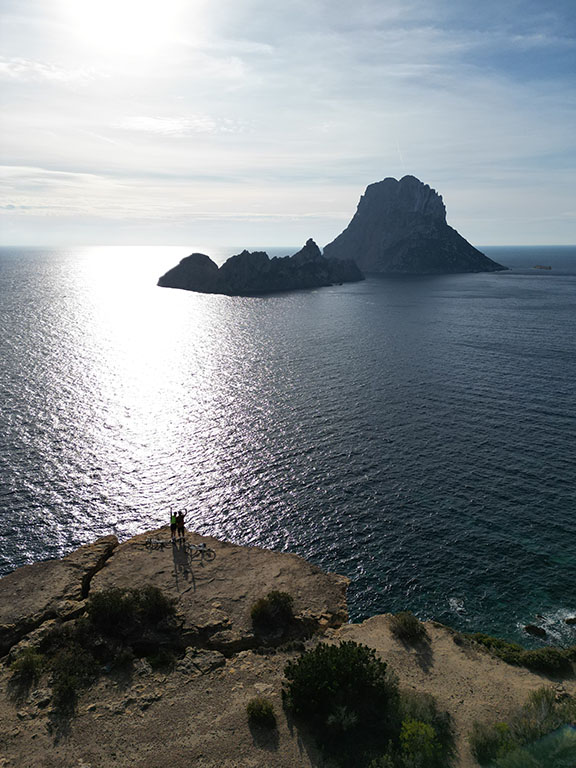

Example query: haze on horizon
[1,0,575,247]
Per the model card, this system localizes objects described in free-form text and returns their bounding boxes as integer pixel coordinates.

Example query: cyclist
[170,510,178,543]
[176,510,187,541]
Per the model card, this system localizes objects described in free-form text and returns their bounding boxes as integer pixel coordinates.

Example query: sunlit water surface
[1,245,575,645]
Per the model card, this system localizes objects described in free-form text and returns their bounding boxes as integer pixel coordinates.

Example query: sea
[0,244,575,647]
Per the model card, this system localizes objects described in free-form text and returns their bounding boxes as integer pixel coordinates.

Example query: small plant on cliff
[390,612,429,644]
[247,696,277,729]
[283,640,400,756]
[10,647,44,685]
[251,591,294,635]
[50,646,98,713]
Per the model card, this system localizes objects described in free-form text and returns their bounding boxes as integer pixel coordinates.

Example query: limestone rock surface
[157,238,364,295]
[0,536,118,656]
[89,529,349,653]
[323,175,506,274]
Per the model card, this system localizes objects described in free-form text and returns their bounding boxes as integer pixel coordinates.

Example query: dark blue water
[1,245,575,646]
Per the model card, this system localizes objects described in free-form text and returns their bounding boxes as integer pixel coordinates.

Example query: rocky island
[158,238,364,295]
[324,175,507,274]
[1,531,574,768]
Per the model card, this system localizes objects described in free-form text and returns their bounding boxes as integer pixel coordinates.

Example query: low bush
[50,646,98,712]
[400,719,442,766]
[36,585,180,716]
[247,696,276,728]
[469,687,576,765]
[399,689,454,761]
[283,641,400,757]
[521,648,572,676]
[251,591,294,635]
[87,585,176,638]
[10,647,44,685]
[466,633,574,677]
[390,612,429,644]
[469,721,515,764]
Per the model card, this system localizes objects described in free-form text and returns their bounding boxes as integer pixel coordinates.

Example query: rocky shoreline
[1,531,574,768]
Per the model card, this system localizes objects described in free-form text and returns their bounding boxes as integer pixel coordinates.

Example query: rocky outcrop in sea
[323,175,506,274]
[158,239,364,295]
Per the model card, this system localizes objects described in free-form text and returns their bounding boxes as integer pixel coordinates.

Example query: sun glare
[60,0,190,59]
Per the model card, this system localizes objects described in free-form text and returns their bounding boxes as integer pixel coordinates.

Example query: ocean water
[0,244,575,646]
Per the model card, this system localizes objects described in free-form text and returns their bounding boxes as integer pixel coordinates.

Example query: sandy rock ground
[1,531,574,768]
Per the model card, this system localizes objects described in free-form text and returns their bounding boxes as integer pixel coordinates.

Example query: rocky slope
[1,532,573,768]
[323,176,507,274]
[158,239,364,295]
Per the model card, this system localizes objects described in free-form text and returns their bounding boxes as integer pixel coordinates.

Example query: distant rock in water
[323,175,506,274]
[157,239,364,295]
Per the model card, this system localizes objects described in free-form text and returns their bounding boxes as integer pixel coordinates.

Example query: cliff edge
[0,532,572,768]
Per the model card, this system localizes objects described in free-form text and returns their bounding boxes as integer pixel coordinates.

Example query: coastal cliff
[323,176,507,274]
[158,238,364,295]
[0,532,573,768]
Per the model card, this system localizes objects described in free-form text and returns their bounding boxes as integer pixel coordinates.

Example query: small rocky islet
[158,238,364,295]
[158,175,506,296]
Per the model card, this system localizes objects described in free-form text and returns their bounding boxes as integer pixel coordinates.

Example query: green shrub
[247,696,276,728]
[87,585,176,637]
[390,613,428,644]
[469,721,515,764]
[283,641,400,747]
[399,690,454,760]
[400,719,442,766]
[10,647,44,685]
[521,648,572,676]
[50,646,98,712]
[469,687,576,765]
[251,591,294,634]
[466,634,574,676]
[367,756,395,768]
[87,588,133,635]
[132,584,177,625]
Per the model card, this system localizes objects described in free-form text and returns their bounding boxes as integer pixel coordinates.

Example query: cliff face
[157,239,364,295]
[323,176,506,274]
[0,533,574,768]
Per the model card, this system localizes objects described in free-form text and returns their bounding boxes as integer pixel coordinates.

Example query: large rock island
[158,238,364,295]
[323,175,506,274]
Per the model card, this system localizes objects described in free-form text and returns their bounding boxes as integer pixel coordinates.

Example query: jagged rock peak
[363,175,447,221]
[323,175,506,274]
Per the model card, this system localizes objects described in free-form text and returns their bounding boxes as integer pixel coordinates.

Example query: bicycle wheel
[145,539,152,550]
[202,548,216,562]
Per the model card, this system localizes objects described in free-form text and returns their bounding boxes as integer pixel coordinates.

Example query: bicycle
[185,542,216,562]
[145,537,169,550]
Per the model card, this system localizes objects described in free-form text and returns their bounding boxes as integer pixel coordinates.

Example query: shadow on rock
[249,721,280,751]
[404,636,434,673]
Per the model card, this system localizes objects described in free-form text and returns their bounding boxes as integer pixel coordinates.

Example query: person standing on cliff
[170,510,178,543]
[176,510,187,541]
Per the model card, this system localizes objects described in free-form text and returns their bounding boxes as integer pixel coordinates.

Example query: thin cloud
[0,57,104,84]
[118,115,247,136]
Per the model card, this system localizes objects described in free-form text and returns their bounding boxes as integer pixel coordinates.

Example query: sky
[1,0,575,246]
